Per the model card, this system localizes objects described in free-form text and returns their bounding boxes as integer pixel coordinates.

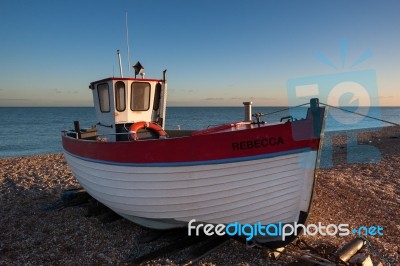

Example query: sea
[0,106,399,158]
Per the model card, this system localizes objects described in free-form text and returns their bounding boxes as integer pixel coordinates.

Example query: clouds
[53,89,79,94]
[0,98,29,102]
[0,87,86,106]
[204,96,274,102]
[204,97,224,101]
[0,98,30,107]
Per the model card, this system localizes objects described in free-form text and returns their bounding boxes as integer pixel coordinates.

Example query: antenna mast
[126,11,132,76]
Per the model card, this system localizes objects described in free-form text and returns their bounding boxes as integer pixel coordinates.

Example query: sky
[1,0,399,107]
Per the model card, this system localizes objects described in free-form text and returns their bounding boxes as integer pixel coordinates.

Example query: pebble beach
[0,126,399,265]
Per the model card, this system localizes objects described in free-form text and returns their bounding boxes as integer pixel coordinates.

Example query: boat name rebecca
[232,137,284,151]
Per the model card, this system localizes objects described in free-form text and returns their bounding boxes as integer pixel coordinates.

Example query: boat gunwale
[63,146,312,167]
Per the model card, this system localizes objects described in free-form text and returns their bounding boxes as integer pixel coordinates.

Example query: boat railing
[62,130,133,139]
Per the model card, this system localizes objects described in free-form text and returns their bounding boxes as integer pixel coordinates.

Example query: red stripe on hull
[62,120,321,164]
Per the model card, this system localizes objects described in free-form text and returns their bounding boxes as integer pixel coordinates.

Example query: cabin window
[131,82,150,111]
[115,81,126,112]
[97,83,110,112]
[153,83,161,111]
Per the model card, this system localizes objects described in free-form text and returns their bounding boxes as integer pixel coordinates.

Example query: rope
[268,237,392,265]
[258,101,399,127]
[360,236,392,266]
[270,244,336,264]
[256,103,309,117]
[320,102,400,127]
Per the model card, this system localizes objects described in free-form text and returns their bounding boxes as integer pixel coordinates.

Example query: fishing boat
[61,59,327,247]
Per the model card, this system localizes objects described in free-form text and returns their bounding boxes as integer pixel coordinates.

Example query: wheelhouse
[89,74,167,142]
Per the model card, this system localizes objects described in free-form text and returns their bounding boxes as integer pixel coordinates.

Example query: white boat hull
[63,148,317,230]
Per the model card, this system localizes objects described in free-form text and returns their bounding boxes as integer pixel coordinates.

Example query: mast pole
[126,11,131,76]
[117,49,123,78]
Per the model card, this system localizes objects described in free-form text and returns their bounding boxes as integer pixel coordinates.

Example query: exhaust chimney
[243,101,252,122]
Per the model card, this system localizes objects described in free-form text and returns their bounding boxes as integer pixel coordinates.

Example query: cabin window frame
[131,82,151,111]
[115,81,126,112]
[97,83,110,113]
[153,83,161,111]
